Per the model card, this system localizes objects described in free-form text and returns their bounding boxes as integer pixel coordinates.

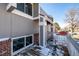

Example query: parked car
[72,32,79,35]
[56,31,68,35]
[72,33,77,35]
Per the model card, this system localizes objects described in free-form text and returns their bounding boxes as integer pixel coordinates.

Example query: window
[26,36,32,46]
[24,3,32,16]
[17,3,24,12]
[17,3,32,16]
[13,37,25,52]
[12,35,33,53]
[40,17,43,22]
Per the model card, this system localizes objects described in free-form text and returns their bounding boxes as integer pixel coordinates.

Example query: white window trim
[7,3,40,21]
[11,34,34,56]
[6,3,17,11]
[39,16,46,47]
[7,3,33,20]
[12,9,33,20]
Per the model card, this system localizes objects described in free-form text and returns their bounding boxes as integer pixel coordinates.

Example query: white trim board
[0,38,9,42]
[12,43,33,56]
[7,3,40,21]
[39,16,46,47]
[12,9,33,20]
[11,34,34,56]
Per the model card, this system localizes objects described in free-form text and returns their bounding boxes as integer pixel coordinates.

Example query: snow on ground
[16,33,69,56]
[33,45,65,56]
[34,45,51,56]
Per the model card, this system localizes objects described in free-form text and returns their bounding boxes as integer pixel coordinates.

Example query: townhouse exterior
[40,8,53,47]
[0,3,53,56]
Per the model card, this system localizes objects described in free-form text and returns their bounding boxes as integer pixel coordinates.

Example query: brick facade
[34,33,39,45]
[0,39,11,56]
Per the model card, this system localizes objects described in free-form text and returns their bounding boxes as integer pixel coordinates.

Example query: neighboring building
[53,22,60,33]
[53,24,58,33]
[40,8,53,47]
[0,3,53,56]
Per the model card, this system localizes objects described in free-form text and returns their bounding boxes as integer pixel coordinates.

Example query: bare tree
[65,8,79,33]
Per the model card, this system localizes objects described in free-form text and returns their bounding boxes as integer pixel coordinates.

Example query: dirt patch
[62,46,70,56]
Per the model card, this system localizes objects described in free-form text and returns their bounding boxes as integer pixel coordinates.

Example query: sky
[40,3,79,28]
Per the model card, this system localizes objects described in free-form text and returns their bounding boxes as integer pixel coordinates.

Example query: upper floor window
[40,17,43,22]
[17,3,24,12]
[17,3,32,16]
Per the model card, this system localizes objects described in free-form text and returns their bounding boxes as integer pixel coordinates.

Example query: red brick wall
[0,39,11,56]
[34,33,39,45]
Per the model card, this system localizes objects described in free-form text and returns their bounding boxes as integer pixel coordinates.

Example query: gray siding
[40,26,43,46]
[0,4,34,38]
[0,4,11,37]
[11,14,34,37]
[40,7,47,16]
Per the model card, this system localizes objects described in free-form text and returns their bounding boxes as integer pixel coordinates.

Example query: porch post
[39,16,47,47]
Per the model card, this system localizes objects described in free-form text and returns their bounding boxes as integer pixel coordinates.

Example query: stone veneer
[0,39,11,56]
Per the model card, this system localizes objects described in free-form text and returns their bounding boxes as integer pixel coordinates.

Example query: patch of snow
[27,53,33,56]
[33,45,52,56]
[56,48,64,56]
[39,46,51,56]
[33,45,65,56]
